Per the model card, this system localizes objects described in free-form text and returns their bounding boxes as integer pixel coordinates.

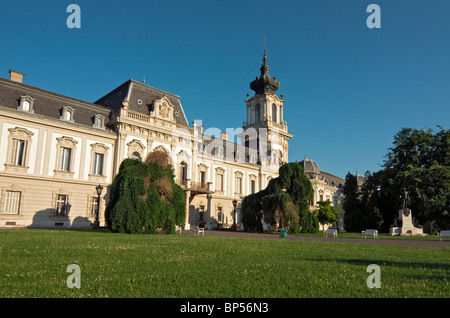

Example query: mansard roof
[95,79,189,127]
[0,76,112,131]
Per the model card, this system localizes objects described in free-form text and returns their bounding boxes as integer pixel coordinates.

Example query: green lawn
[0,229,448,298]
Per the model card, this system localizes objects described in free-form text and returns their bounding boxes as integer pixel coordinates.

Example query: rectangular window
[3,191,21,215]
[217,206,223,223]
[55,194,68,216]
[11,139,27,166]
[200,171,206,184]
[216,174,223,191]
[251,180,256,194]
[90,197,99,217]
[93,153,104,176]
[61,148,72,171]
[235,177,242,194]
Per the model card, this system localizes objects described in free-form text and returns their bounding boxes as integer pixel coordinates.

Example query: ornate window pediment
[127,139,146,159]
[177,149,191,158]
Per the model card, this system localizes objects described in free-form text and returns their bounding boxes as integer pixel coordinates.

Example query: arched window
[180,161,188,181]
[272,104,277,123]
[255,104,261,123]
[130,152,142,162]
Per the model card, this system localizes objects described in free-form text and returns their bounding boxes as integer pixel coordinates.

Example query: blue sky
[1,0,449,178]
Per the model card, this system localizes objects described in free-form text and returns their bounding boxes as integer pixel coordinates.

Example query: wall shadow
[27,206,91,229]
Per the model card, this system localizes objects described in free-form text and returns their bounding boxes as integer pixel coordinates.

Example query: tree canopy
[315,200,339,229]
[344,126,450,232]
[105,151,185,234]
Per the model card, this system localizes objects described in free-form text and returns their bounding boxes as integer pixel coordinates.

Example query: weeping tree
[242,162,316,233]
[105,151,185,234]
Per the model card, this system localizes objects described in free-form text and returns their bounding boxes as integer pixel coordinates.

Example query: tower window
[272,104,277,123]
[255,104,261,123]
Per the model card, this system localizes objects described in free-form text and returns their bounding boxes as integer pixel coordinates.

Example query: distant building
[298,155,345,208]
[298,155,345,230]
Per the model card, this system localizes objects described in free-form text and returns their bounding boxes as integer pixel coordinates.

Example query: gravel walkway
[182,229,450,248]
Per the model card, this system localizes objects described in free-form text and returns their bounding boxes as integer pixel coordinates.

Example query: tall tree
[105,152,185,234]
[342,172,362,232]
[241,162,316,233]
[377,126,450,230]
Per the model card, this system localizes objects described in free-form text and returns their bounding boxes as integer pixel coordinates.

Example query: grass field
[0,229,448,298]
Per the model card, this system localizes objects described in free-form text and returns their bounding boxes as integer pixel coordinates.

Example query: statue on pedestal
[390,187,425,236]
[401,188,410,216]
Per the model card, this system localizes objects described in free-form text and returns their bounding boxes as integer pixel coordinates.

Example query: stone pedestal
[389,209,424,236]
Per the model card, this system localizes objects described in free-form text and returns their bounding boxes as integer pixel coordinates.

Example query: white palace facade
[0,51,303,230]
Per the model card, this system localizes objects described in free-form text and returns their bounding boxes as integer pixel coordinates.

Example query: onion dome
[250,42,280,95]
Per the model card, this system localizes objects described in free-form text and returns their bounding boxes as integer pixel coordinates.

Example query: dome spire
[260,37,269,76]
[250,38,280,95]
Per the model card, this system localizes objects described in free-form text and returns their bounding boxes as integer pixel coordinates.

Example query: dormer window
[18,96,35,113]
[60,106,74,122]
[93,114,105,129]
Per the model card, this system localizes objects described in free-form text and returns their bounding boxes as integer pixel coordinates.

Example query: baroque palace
[0,51,343,230]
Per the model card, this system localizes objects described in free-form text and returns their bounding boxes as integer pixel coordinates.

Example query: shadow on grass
[307,258,450,271]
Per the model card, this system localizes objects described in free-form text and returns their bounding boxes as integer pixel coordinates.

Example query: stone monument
[389,188,425,236]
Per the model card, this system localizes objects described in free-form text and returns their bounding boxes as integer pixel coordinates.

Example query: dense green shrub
[105,153,185,234]
[241,190,266,232]
[242,162,315,233]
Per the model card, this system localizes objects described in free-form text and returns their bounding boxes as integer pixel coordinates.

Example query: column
[183,190,191,230]
[207,194,213,230]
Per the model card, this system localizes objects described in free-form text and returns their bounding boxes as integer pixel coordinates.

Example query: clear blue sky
[1,0,449,178]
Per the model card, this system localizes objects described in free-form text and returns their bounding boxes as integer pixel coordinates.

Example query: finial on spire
[264,37,266,56]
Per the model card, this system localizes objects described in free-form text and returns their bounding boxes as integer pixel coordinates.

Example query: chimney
[9,70,25,83]
[221,132,228,141]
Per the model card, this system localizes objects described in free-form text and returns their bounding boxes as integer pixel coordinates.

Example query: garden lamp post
[232,199,237,231]
[94,184,103,228]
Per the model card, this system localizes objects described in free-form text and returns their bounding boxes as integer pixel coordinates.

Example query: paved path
[183,230,450,248]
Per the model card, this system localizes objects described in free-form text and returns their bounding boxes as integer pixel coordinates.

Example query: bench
[362,229,378,239]
[324,228,338,238]
[191,225,204,236]
[438,230,450,241]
